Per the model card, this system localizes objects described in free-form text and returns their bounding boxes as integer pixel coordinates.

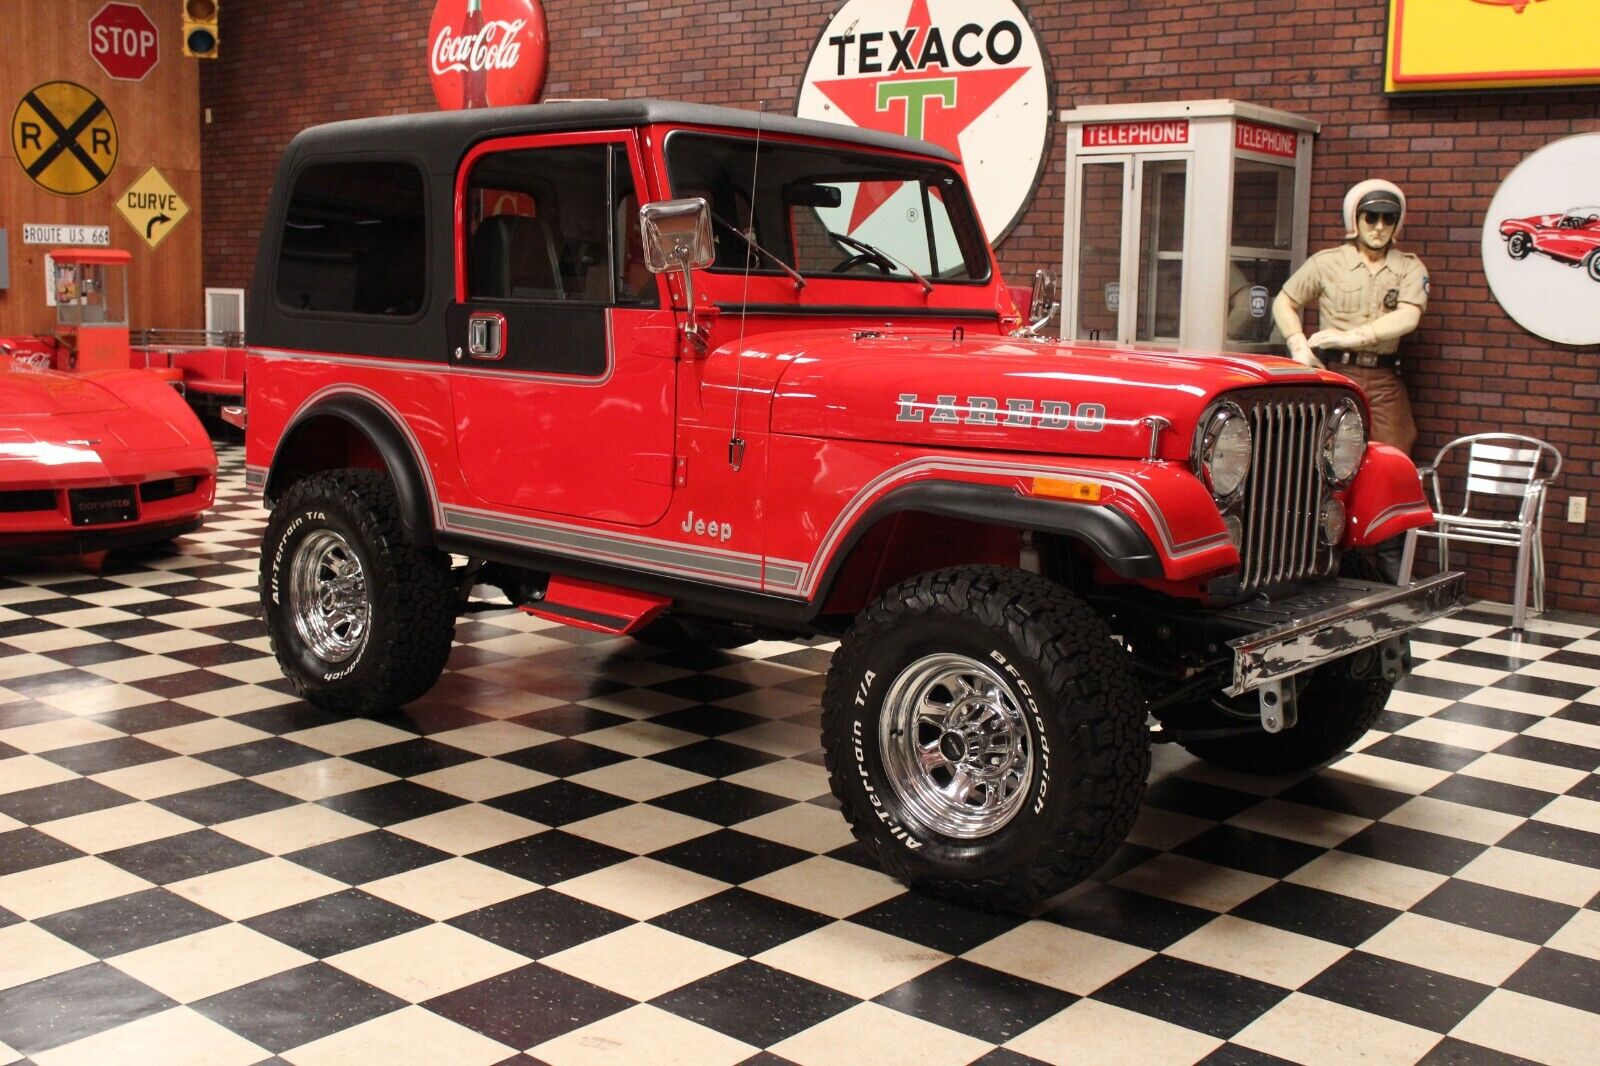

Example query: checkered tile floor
[1,441,1597,1066]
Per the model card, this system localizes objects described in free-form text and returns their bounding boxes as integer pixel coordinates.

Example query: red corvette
[1499,206,1600,281]
[0,352,216,557]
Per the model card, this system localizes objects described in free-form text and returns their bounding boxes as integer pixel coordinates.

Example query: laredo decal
[897,393,1106,431]
[797,0,1050,244]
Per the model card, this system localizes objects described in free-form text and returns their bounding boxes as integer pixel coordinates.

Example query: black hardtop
[285,98,959,169]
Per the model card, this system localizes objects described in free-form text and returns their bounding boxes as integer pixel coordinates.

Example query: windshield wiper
[711,212,805,292]
[827,230,934,296]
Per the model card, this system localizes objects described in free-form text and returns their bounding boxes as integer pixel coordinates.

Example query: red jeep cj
[244,101,1460,906]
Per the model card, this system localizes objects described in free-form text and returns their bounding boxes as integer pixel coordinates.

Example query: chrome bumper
[1221,572,1464,697]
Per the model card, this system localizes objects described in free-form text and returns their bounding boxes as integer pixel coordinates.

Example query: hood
[768,330,1335,461]
[0,358,127,416]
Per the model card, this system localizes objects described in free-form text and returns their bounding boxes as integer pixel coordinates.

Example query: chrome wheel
[287,529,369,664]
[878,653,1033,839]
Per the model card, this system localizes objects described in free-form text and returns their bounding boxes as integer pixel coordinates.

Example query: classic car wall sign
[1385,0,1600,92]
[1481,133,1600,346]
[796,0,1051,244]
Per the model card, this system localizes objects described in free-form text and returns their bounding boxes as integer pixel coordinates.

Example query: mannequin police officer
[1273,179,1429,579]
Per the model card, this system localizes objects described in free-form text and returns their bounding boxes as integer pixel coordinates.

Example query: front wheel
[261,469,456,715]
[1506,232,1531,260]
[821,566,1149,909]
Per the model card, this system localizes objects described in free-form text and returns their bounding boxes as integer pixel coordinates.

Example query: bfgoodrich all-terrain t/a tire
[821,566,1150,909]
[261,469,456,715]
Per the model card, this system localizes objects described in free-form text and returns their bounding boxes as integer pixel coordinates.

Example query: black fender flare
[266,395,435,543]
[811,480,1162,608]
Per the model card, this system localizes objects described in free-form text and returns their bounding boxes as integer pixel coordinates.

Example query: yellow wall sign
[1386,0,1600,92]
[10,82,120,196]
[116,166,190,250]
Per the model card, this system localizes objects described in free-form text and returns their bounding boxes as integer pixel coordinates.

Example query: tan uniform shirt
[1280,243,1429,355]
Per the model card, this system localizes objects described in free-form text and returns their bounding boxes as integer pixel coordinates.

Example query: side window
[466,143,655,306]
[275,161,426,317]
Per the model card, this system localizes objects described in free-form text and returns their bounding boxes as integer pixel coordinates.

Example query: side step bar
[520,576,670,635]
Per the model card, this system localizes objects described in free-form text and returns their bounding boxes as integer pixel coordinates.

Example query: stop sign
[89,3,159,82]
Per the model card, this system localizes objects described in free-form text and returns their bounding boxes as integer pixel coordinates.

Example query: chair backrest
[1431,433,1562,516]
[470,214,564,300]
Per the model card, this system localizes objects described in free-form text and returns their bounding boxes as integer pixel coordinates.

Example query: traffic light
[182,0,219,59]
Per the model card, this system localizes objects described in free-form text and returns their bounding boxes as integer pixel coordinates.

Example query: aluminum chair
[1398,433,1562,630]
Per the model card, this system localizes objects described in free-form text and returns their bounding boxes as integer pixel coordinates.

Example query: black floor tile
[1433,702,1542,735]
[1143,776,1263,821]
[1394,676,1484,703]
[40,642,145,667]
[197,737,329,777]
[244,889,434,958]
[286,830,454,884]
[1301,952,1492,1032]
[1492,675,1594,702]
[1497,820,1600,868]
[88,700,212,735]
[647,675,756,704]
[651,704,768,738]
[1230,881,1403,948]
[1199,1047,1301,1066]
[1413,879,1577,944]
[36,887,227,957]
[510,703,632,737]
[651,961,856,1047]
[0,962,176,1056]
[470,829,632,885]
[876,958,1075,1043]
[192,962,406,1054]
[650,829,811,885]
[40,736,175,776]
[1093,955,1290,1039]
[100,828,270,885]
[518,766,661,819]
[0,777,133,824]
[1567,774,1600,802]
[1417,1037,1542,1065]
[496,739,631,777]
[345,737,479,777]
[651,781,792,827]
[652,887,833,957]
[1045,885,1219,952]
[448,889,631,959]
[1359,735,1484,772]
[1174,826,1325,880]
[1337,823,1486,875]
[315,781,467,827]
[0,827,85,877]
[1503,948,1600,1014]
[1493,735,1600,772]
[648,739,782,779]
[151,779,299,824]
[1423,774,1555,818]
[851,893,1025,955]
[425,963,631,1050]
[227,704,345,737]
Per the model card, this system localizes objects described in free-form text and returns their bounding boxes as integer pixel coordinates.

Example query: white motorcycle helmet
[1342,179,1407,240]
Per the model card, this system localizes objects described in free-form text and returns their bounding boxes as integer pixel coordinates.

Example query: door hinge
[675,457,688,487]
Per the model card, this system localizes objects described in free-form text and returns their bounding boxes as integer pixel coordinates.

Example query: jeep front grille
[1235,395,1343,594]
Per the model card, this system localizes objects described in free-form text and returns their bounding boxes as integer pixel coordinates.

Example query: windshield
[1560,207,1600,228]
[663,131,991,284]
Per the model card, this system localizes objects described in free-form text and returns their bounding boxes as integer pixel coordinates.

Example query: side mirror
[640,198,714,353]
[1026,269,1059,336]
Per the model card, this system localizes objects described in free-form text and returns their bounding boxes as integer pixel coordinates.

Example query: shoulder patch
[1422,276,1430,296]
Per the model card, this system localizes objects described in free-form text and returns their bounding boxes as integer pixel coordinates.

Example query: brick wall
[200,0,1600,610]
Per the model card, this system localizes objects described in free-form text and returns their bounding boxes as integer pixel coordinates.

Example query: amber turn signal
[1029,477,1104,502]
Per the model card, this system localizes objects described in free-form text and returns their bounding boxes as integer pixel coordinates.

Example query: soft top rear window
[275,160,427,317]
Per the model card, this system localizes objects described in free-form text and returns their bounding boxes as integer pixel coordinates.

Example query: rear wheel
[1586,251,1600,283]
[1506,232,1531,260]
[822,566,1149,909]
[261,469,456,715]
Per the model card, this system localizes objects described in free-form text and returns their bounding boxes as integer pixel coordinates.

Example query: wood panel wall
[0,0,202,338]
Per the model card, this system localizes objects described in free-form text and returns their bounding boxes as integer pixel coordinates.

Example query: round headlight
[1196,406,1252,499]
[1323,402,1366,485]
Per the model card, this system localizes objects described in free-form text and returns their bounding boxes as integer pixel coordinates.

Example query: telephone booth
[50,247,132,372]
[1059,100,1319,354]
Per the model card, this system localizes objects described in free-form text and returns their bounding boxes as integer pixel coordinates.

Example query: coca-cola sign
[428,0,548,110]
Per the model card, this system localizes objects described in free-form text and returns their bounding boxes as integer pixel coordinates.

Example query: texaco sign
[797,0,1051,244]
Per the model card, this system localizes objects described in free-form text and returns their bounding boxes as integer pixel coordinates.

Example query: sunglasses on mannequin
[1361,210,1399,225]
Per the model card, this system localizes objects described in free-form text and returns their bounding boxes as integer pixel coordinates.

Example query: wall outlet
[1568,496,1588,524]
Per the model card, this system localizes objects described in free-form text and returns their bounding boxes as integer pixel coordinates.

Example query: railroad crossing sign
[11,81,119,196]
[116,166,189,250]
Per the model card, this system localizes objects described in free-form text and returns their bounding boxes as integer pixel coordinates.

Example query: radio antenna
[728,103,763,472]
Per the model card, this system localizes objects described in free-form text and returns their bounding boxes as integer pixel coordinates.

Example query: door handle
[466,312,506,359]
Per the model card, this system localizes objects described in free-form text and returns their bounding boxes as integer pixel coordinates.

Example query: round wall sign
[11,81,119,196]
[1481,132,1600,346]
[428,0,548,111]
[796,0,1051,245]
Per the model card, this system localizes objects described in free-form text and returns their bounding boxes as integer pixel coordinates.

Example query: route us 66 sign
[796,0,1051,245]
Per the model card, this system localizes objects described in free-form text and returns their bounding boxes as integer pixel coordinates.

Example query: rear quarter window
[275,160,427,317]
